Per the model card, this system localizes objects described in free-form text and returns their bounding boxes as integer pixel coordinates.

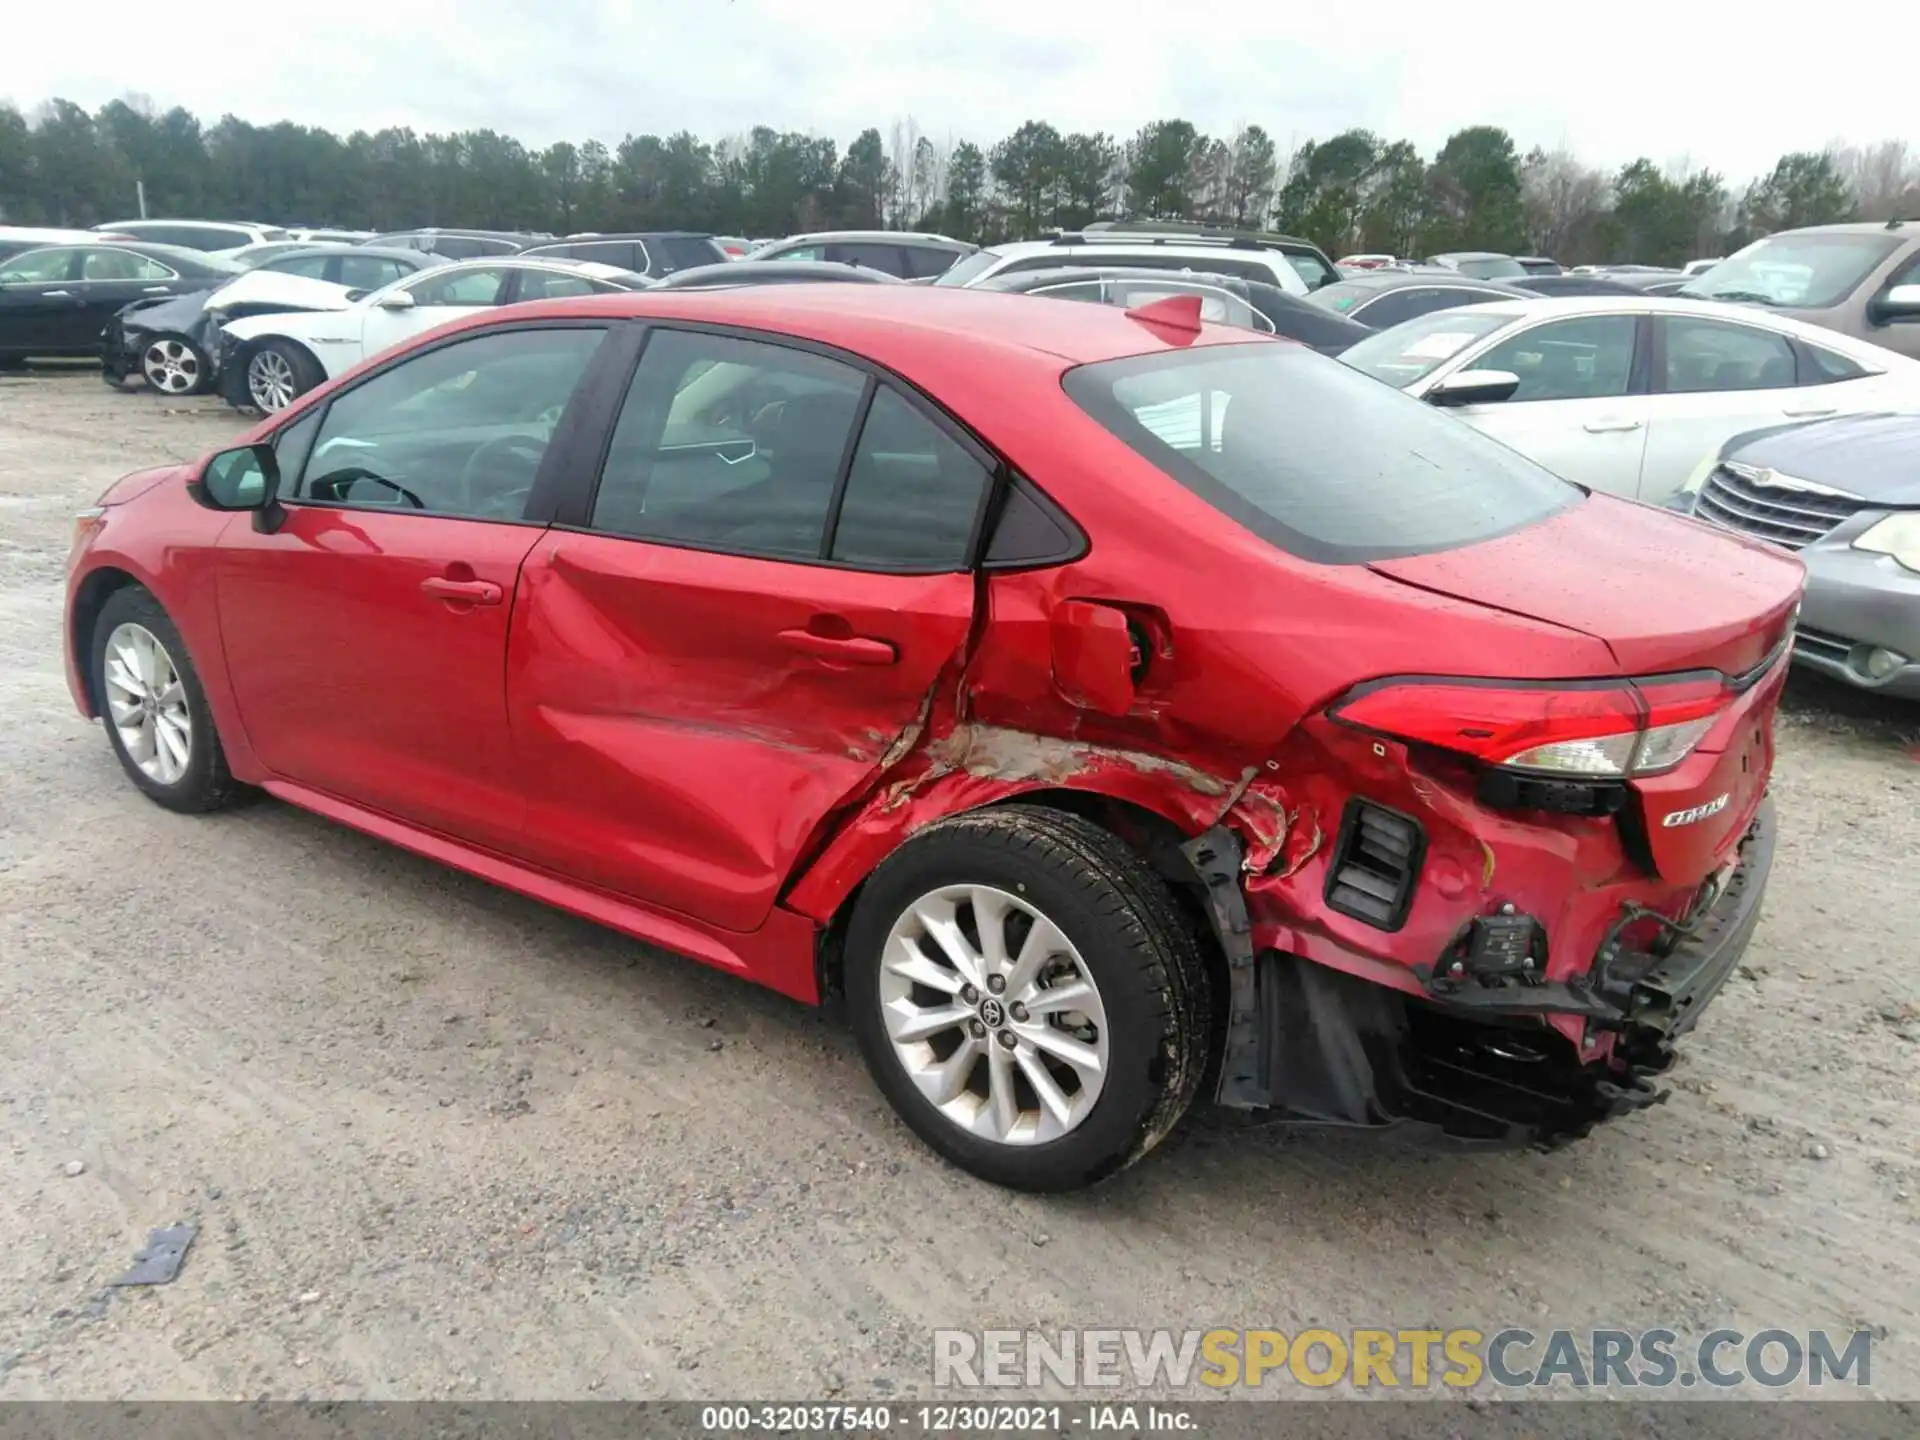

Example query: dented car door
[504,327,989,933]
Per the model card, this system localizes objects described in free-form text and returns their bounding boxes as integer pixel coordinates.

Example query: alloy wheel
[248,349,296,412]
[141,339,201,395]
[102,622,193,786]
[878,883,1110,1145]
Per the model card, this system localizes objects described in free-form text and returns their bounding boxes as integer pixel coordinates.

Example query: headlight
[1854,513,1920,574]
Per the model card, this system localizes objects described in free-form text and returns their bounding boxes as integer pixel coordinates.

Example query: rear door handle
[778,628,898,665]
[1582,418,1643,433]
[44,290,72,299]
[421,576,502,605]
[141,285,171,295]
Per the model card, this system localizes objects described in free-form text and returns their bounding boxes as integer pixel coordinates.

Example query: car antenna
[1124,293,1205,340]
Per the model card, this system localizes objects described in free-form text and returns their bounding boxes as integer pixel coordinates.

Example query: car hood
[97,463,184,507]
[1722,410,1920,504]
[117,289,216,331]
[1367,492,1804,676]
[206,270,356,314]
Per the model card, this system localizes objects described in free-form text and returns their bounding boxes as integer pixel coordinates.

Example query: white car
[93,219,288,256]
[1337,295,1920,506]
[935,233,1318,296]
[217,256,650,412]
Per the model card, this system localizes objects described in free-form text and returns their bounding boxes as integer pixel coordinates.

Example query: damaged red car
[65,285,1802,1191]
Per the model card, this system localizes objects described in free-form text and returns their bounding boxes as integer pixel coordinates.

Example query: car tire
[139,335,211,396]
[246,339,321,414]
[846,804,1211,1191]
[90,587,244,815]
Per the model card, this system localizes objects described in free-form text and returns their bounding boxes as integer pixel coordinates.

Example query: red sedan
[65,285,1802,1191]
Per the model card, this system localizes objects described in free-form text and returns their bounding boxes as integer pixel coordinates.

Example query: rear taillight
[1329,674,1730,779]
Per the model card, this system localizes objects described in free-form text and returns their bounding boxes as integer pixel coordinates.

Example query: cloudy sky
[2,0,1904,182]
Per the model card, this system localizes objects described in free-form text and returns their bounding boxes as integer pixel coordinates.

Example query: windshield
[933,249,1004,287]
[1063,344,1578,564]
[1337,309,1511,388]
[1450,256,1527,279]
[1681,232,1902,309]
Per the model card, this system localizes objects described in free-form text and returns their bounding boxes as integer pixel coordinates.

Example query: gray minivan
[1682,219,1920,359]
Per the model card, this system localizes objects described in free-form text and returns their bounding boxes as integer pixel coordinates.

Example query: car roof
[497,282,1261,368]
[1328,270,1529,295]
[659,260,905,287]
[1758,220,1920,238]
[552,230,716,241]
[1409,293,1920,355]
[770,230,970,248]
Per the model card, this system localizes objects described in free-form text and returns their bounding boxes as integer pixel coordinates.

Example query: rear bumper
[1199,798,1776,1145]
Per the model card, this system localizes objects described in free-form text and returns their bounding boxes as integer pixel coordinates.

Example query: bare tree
[1519,147,1609,259]
[1830,139,1920,221]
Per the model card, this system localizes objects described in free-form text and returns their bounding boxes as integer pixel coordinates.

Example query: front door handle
[1782,406,1837,418]
[778,628,898,665]
[421,576,502,605]
[1582,418,1643,433]
[141,285,171,295]
[44,290,72,299]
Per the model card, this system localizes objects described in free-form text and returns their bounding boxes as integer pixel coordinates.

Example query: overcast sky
[2,0,1905,183]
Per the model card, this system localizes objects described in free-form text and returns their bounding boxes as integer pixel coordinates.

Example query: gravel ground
[1,368,1917,1407]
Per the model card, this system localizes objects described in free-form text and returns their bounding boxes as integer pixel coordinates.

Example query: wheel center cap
[978,998,1005,1028]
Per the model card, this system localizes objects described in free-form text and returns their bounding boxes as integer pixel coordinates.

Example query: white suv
[935,231,1322,296]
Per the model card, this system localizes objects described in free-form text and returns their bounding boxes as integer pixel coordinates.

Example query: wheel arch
[70,566,144,715]
[802,780,1228,1038]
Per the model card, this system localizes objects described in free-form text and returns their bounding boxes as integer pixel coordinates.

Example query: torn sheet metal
[108,1222,197,1286]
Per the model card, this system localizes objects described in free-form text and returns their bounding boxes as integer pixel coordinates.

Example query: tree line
[3,96,1917,266]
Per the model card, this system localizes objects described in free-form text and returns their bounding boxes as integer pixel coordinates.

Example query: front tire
[246,339,321,413]
[140,335,210,396]
[90,587,243,814]
[846,805,1210,1191]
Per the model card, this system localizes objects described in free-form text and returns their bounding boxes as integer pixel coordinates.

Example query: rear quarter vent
[1324,799,1427,932]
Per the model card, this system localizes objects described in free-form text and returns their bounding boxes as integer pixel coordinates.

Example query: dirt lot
[1,368,1917,1406]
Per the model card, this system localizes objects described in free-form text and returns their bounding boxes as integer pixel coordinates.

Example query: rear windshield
[1062,344,1578,564]
[933,249,1004,287]
[1449,255,1528,279]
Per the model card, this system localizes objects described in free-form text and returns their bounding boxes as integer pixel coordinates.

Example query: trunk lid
[1367,492,1805,677]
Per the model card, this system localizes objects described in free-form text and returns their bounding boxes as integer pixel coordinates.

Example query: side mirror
[376,290,416,311]
[190,443,285,533]
[1427,368,1522,407]
[1869,283,1920,324]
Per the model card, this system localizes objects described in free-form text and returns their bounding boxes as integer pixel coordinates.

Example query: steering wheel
[457,434,550,516]
[308,466,425,509]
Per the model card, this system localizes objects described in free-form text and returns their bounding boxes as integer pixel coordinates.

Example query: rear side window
[932,249,1003,287]
[1801,344,1871,384]
[1661,317,1796,393]
[1063,345,1578,564]
[564,241,638,270]
[267,253,335,280]
[831,242,910,275]
[654,235,726,271]
[831,388,991,569]
[902,245,963,279]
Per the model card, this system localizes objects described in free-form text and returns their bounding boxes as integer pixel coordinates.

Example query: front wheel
[90,587,244,814]
[140,335,210,396]
[246,339,320,413]
[846,805,1211,1191]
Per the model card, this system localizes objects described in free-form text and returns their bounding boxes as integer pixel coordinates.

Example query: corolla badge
[1663,794,1731,828]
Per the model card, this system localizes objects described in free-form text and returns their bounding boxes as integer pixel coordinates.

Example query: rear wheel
[140,335,210,396]
[246,339,320,413]
[846,805,1210,1191]
[89,587,243,814]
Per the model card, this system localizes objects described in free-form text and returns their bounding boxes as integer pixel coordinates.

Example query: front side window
[294,327,606,519]
[590,329,868,561]
[1338,308,1511,388]
[1475,315,1638,401]
[81,249,173,281]
[1683,233,1902,309]
[830,388,992,569]
[407,267,510,307]
[0,247,78,282]
[1065,344,1579,564]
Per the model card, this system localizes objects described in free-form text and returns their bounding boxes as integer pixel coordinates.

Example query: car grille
[1324,800,1425,932]
[1693,463,1868,550]
[1792,625,1852,665]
